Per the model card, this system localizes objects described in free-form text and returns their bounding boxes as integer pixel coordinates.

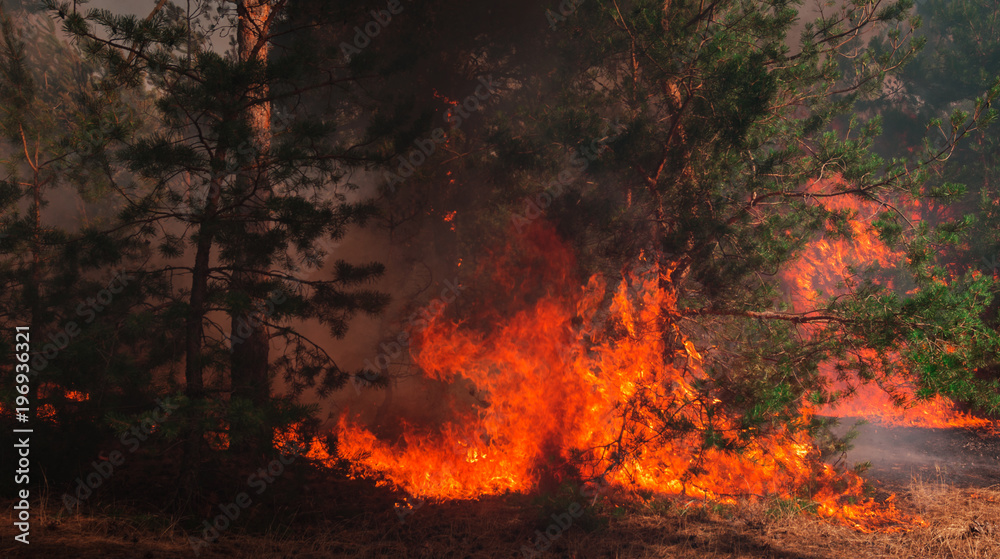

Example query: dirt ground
[835,419,1000,490]
[2,425,1000,558]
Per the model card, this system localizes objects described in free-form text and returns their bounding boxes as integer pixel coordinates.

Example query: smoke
[831,419,1000,488]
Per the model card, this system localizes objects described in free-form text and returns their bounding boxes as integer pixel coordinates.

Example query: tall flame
[783,177,995,429]
[335,223,919,531]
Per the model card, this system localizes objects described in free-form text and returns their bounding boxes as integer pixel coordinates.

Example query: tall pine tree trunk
[25,132,42,410]
[177,152,226,508]
[230,0,273,426]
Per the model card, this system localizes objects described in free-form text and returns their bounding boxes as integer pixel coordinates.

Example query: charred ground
[2,425,1000,558]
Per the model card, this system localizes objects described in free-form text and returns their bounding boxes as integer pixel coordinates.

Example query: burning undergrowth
[330,222,922,532]
[784,178,1000,431]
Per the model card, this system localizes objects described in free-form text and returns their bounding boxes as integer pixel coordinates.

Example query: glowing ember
[273,422,331,461]
[206,429,230,451]
[2,384,91,422]
[336,224,919,531]
[64,390,89,402]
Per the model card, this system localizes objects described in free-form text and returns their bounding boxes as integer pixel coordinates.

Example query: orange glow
[273,423,330,461]
[206,426,230,451]
[443,210,457,231]
[432,89,459,107]
[783,177,996,430]
[1,384,90,422]
[334,223,919,531]
[38,382,89,401]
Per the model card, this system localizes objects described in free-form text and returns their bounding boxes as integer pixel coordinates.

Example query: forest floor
[2,424,999,558]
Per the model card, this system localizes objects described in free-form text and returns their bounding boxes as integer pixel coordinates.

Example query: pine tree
[360,0,1000,464]
[0,1,160,485]
[519,0,1000,428]
[43,0,391,500]
[229,0,273,420]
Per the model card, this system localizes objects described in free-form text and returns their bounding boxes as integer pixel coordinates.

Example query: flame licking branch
[784,177,997,430]
[332,223,922,531]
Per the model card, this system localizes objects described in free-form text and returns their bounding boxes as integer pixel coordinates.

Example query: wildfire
[6,384,92,421]
[273,422,331,461]
[335,223,920,531]
[784,177,997,430]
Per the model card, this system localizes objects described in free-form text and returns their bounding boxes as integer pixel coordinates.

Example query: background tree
[888,0,1000,271]
[42,0,392,503]
[0,0,162,488]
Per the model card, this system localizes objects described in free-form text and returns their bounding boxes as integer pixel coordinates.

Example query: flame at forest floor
[823,386,997,430]
[782,177,999,432]
[326,223,923,532]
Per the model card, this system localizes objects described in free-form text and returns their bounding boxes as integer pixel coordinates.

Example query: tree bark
[177,150,226,508]
[230,0,274,414]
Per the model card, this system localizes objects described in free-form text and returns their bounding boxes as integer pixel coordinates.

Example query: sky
[82,0,232,53]
[85,0,148,16]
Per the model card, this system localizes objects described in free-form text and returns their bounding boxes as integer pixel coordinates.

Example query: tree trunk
[177,151,226,508]
[28,139,42,409]
[230,0,273,432]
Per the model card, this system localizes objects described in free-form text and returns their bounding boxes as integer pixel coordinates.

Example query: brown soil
[2,425,1000,558]
[833,419,1000,491]
[2,481,1000,558]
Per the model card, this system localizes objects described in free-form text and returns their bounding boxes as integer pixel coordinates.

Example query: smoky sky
[86,0,147,16]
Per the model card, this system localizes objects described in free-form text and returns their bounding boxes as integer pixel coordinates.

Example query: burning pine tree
[3,0,1000,540]
[331,0,1000,532]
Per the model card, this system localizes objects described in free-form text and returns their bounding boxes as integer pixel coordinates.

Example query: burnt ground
[831,417,1000,491]
[3,424,1000,557]
[4,470,1000,558]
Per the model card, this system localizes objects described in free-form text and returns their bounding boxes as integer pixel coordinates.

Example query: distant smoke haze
[13,0,420,429]
[85,0,146,14]
[84,0,233,53]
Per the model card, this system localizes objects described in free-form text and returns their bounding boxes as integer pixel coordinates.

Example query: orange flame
[783,177,995,430]
[335,224,919,531]
[4,384,91,422]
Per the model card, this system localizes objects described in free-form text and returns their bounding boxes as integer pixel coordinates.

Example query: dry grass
[2,480,1000,558]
